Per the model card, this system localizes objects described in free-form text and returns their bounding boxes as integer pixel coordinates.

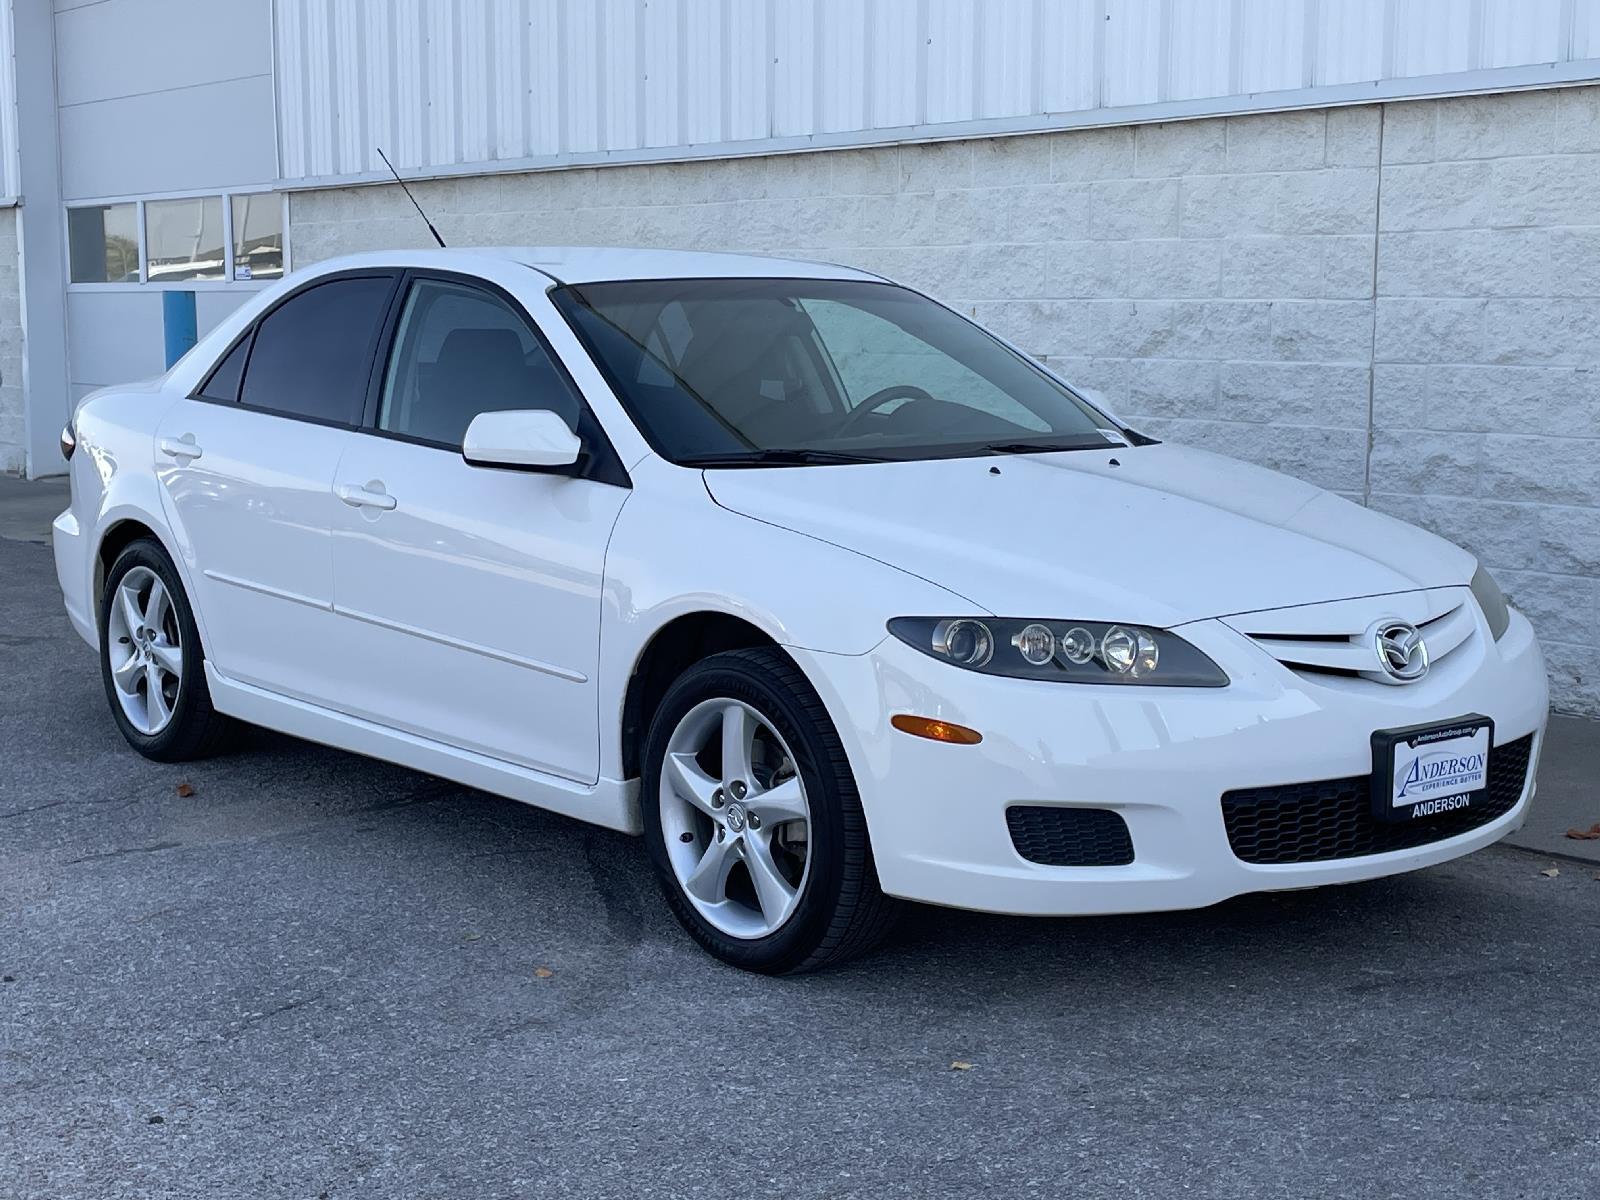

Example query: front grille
[1221,734,1534,865]
[1007,806,1135,866]
[1233,595,1477,684]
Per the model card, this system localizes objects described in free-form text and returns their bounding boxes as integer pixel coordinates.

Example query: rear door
[155,272,398,702]
[326,271,630,782]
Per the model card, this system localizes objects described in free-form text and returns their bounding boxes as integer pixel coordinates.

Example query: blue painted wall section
[162,291,198,367]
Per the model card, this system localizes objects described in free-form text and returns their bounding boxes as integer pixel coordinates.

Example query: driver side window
[802,299,1047,431]
[379,278,582,448]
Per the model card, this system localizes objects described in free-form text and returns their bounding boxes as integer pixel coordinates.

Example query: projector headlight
[1470,563,1511,641]
[888,617,1228,687]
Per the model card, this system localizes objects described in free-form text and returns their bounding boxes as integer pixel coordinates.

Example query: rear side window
[239,275,396,424]
[196,335,250,403]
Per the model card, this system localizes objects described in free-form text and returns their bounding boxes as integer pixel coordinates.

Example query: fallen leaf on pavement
[462,931,482,942]
[533,966,554,979]
[1540,866,1560,878]
[1564,822,1600,840]
[175,783,195,798]
[950,1060,973,1071]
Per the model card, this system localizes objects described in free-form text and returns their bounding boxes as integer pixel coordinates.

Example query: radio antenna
[377,147,446,248]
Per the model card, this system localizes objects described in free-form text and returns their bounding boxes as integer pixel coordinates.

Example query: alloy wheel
[659,698,812,939]
[106,565,183,736]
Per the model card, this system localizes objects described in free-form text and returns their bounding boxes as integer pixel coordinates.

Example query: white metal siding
[55,0,277,199]
[0,0,17,200]
[275,0,1600,185]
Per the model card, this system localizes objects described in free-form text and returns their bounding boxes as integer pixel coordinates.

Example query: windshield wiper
[976,438,1121,456]
[679,447,898,468]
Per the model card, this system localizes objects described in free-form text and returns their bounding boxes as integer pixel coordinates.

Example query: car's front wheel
[641,647,900,973]
[98,538,236,761]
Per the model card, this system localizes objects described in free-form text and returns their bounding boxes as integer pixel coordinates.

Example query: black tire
[641,647,901,974]
[98,538,237,762]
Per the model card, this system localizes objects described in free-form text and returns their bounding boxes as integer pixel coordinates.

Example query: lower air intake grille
[1007,806,1135,866]
[1221,734,1533,865]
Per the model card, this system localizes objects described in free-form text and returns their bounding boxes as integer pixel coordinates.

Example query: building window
[65,191,288,289]
[231,193,283,280]
[145,196,227,283]
[67,203,140,283]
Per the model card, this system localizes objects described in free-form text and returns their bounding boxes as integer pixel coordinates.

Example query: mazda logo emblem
[1374,621,1428,682]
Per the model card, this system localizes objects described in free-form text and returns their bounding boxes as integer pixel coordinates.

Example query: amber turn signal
[890,714,983,745]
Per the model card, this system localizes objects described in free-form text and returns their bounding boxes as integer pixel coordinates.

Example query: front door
[156,272,398,702]
[327,275,628,783]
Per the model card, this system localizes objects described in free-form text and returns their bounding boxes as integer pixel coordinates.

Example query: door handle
[158,435,203,462]
[336,483,398,511]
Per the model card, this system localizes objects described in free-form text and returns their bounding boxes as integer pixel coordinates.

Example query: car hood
[702,443,1475,627]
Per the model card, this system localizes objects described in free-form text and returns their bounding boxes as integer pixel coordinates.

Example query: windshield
[551,277,1121,465]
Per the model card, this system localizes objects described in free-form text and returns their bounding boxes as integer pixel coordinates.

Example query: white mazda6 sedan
[53,246,1549,973]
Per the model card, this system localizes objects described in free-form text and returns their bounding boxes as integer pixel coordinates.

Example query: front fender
[596,457,971,780]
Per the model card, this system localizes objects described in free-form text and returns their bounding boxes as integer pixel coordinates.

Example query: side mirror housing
[462,409,583,471]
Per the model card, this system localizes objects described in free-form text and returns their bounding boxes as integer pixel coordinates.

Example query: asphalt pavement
[3,507,1599,1199]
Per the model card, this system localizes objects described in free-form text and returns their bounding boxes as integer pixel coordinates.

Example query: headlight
[1470,563,1511,640]
[888,617,1228,686]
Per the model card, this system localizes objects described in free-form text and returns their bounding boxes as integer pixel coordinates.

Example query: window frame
[190,266,632,488]
[190,326,255,405]
[190,269,404,430]
[64,187,290,293]
[193,328,254,404]
[358,269,630,486]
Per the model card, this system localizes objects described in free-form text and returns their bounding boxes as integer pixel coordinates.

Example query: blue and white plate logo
[1391,724,1490,812]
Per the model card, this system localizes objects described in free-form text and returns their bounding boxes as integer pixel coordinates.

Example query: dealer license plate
[1370,716,1493,824]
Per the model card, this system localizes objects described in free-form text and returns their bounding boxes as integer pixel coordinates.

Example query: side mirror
[462,409,583,471]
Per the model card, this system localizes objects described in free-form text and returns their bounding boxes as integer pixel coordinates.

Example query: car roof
[299,246,884,286]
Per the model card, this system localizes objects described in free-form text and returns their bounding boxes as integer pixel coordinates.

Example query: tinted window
[552,278,1114,465]
[379,278,582,447]
[240,276,395,423]
[197,335,250,403]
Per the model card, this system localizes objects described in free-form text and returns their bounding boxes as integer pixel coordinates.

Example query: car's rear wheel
[98,538,236,762]
[641,647,900,973]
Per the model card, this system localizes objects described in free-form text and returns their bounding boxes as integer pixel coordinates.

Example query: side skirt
[206,665,642,834]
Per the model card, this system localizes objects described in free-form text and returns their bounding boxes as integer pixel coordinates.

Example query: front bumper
[793,600,1548,916]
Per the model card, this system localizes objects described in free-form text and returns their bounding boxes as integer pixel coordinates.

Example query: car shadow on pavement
[220,725,1504,1001]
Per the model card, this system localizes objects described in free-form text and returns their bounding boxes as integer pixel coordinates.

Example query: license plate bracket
[1370,715,1494,825]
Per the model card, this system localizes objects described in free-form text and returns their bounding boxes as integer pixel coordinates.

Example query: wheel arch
[95,518,162,609]
[618,610,785,780]
[90,509,210,654]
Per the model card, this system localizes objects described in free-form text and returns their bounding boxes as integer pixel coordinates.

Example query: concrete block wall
[0,208,24,474]
[289,86,1600,714]
[1367,88,1600,716]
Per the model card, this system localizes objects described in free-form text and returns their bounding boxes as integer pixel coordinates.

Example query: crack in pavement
[128,903,184,925]
[65,841,182,865]
[0,801,67,819]
[222,990,331,1040]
